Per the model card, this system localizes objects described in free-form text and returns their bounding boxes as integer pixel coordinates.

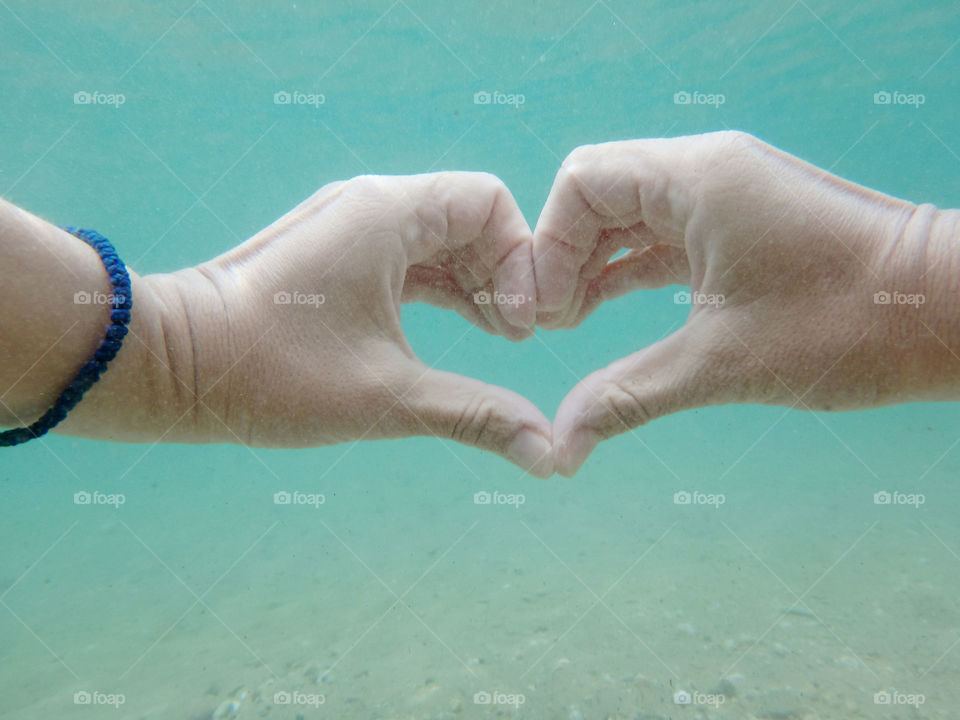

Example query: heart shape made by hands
[394,132,936,478]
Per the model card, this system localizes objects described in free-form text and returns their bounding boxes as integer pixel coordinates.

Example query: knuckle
[561,144,599,177]
[442,171,505,209]
[340,174,383,200]
[710,130,762,165]
[471,170,504,191]
[718,128,756,146]
[559,141,633,212]
[593,377,654,437]
[451,392,514,447]
[559,145,605,209]
[413,197,448,243]
[334,175,412,244]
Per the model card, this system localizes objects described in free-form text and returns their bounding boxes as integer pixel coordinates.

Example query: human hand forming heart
[532,132,957,474]
[22,132,956,476]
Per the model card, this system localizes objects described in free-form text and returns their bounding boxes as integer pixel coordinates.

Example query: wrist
[879,204,960,402]
[140,268,241,443]
[60,268,238,444]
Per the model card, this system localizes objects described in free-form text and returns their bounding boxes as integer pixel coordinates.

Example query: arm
[0,198,187,438]
[0,175,554,476]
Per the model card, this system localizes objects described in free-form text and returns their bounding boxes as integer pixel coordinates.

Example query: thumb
[393,363,555,478]
[552,324,730,476]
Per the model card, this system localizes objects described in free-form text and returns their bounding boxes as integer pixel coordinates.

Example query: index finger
[533,137,700,312]
[392,172,537,333]
[533,142,646,311]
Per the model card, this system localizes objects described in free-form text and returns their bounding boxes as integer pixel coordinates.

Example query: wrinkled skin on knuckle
[561,143,611,189]
[440,171,499,230]
[447,175,497,241]
[409,202,448,259]
[450,390,516,449]
[340,174,449,264]
[715,129,761,153]
[703,130,764,169]
[472,170,506,197]
[591,376,655,438]
[693,131,760,194]
[330,176,403,243]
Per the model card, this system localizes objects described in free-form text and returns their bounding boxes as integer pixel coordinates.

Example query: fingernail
[507,430,554,476]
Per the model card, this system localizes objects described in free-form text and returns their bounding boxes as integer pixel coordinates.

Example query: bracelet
[0,227,132,447]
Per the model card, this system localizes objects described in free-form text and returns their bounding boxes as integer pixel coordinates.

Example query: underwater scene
[1,1,959,718]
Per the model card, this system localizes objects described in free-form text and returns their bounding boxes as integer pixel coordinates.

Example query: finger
[466,283,534,341]
[402,272,528,341]
[536,236,688,330]
[531,162,604,311]
[394,363,555,478]
[401,265,498,335]
[566,244,691,327]
[534,233,620,329]
[492,239,536,332]
[489,191,537,331]
[387,172,536,334]
[533,138,702,313]
[595,244,690,296]
[551,322,729,476]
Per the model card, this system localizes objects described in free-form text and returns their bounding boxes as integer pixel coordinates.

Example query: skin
[533,131,960,476]
[0,173,554,477]
[1,132,957,477]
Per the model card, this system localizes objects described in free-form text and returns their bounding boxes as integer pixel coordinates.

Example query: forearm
[0,200,115,427]
[0,199,226,443]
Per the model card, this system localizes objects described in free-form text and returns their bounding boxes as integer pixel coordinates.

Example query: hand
[144,173,554,476]
[533,131,959,476]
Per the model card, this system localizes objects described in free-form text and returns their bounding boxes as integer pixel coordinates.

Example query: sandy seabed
[3,474,958,720]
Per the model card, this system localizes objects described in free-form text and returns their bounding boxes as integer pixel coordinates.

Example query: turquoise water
[2,1,959,718]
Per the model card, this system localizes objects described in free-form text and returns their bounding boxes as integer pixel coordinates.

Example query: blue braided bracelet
[0,227,132,447]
